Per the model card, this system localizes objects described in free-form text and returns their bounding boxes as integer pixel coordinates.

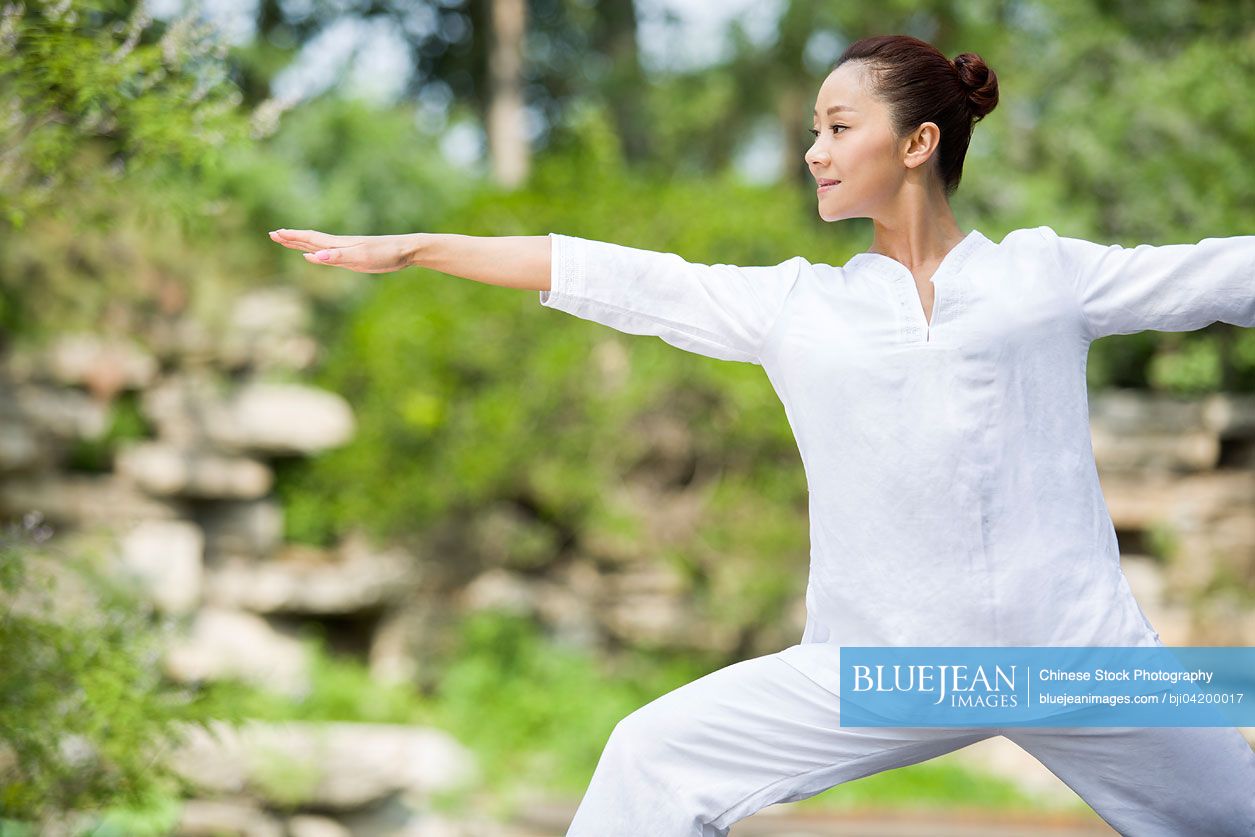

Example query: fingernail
[315,250,330,260]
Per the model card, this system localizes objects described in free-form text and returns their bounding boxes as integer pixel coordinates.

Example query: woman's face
[806,62,932,223]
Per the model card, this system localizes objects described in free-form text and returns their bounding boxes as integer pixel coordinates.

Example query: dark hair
[832,35,998,199]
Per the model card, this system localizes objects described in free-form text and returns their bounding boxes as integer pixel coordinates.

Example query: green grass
[791,758,1093,816]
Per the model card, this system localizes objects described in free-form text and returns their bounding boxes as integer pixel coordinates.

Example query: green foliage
[0,514,239,827]
[1198,564,1255,605]
[1084,332,1160,390]
[1145,521,1180,564]
[426,611,716,796]
[247,746,322,812]
[0,0,263,345]
[1231,330,1255,390]
[212,94,471,238]
[1147,333,1224,394]
[207,632,435,727]
[0,0,249,231]
[83,792,184,837]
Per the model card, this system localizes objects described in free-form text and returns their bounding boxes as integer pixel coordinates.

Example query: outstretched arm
[268,228,804,365]
[1038,226,1255,340]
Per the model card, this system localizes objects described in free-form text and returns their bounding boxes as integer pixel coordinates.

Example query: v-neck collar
[845,229,990,284]
[845,229,991,343]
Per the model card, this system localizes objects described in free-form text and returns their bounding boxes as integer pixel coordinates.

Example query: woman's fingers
[269,232,310,252]
[268,230,319,252]
[267,229,349,251]
[269,230,413,274]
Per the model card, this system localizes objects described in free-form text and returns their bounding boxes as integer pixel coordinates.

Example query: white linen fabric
[560,649,1255,836]
[539,227,1255,835]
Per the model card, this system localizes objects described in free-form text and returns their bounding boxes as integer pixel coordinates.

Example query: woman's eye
[807,125,846,138]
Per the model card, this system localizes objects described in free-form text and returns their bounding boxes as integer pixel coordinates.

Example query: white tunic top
[539,226,1255,697]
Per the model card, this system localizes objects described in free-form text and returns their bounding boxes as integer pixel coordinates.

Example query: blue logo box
[837,646,1255,727]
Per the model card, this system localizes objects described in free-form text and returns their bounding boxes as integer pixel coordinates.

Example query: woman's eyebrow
[813,105,857,116]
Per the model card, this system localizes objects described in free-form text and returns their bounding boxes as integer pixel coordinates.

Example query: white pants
[566,646,1255,836]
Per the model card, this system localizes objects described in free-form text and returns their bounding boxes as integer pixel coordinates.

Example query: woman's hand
[267,229,420,274]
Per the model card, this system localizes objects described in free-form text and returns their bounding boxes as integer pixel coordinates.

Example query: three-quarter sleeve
[540,232,804,365]
[1038,225,1254,340]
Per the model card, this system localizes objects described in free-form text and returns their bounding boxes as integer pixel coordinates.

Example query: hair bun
[952,52,999,121]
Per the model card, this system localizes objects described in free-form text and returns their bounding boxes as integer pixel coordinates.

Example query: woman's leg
[1004,725,1255,836]
[565,648,996,837]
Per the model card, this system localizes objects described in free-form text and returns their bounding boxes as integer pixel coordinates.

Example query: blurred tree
[587,0,651,163]
[487,0,530,186]
[225,0,654,177]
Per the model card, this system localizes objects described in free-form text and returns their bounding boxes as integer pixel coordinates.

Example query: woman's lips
[817,181,840,193]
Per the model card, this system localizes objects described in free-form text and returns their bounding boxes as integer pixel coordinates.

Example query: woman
[270,34,1255,837]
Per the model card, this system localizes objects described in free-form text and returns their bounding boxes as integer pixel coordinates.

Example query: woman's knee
[605,699,683,763]
[588,700,721,826]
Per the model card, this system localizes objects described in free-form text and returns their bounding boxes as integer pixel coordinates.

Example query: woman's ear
[902,122,941,170]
